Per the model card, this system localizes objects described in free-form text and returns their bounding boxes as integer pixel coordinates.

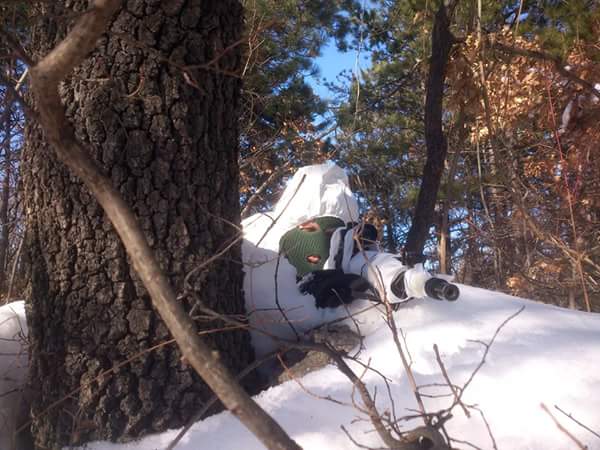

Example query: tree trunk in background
[0,61,13,292]
[403,2,454,264]
[438,110,464,275]
[460,205,475,285]
[22,1,253,448]
[438,209,450,274]
[569,265,578,310]
[384,193,396,253]
[0,137,10,292]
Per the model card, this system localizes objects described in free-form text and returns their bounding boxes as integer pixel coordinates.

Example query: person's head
[279,216,344,277]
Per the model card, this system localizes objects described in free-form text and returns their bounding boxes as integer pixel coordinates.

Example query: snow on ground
[73,286,600,450]
[0,301,29,450]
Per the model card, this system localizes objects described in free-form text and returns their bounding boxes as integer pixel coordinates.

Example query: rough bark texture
[22,1,253,448]
[403,3,454,264]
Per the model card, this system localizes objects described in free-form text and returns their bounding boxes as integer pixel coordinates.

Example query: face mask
[279,216,345,277]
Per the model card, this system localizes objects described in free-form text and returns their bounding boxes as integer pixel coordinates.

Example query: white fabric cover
[322,226,355,272]
[242,162,435,356]
[271,162,359,233]
[242,163,376,355]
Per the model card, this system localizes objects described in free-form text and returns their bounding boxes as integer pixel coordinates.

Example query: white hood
[271,162,359,231]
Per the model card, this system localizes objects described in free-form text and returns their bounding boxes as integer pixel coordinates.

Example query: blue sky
[309,40,371,100]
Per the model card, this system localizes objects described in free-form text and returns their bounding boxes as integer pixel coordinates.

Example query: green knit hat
[279,216,345,277]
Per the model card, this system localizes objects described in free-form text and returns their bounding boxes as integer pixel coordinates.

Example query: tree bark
[22,1,256,447]
[403,2,455,264]
[438,209,450,274]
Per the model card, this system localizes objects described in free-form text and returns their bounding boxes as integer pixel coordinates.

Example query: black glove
[298,269,378,309]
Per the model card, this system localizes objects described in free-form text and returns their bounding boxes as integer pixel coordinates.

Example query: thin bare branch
[165,350,284,450]
[470,405,498,450]
[455,306,524,406]
[433,344,470,418]
[0,26,34,66]
[242,161,292,217]
[541,403,588,450]
[554,405,600,441]
[274,253,300,339]
[255,173,306,247]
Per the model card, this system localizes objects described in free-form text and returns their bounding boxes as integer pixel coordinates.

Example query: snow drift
[68,286,600,450]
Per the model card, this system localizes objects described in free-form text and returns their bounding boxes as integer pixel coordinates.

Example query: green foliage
[240,0,359,214]
[515,0,600,56]
[329,1,430,249]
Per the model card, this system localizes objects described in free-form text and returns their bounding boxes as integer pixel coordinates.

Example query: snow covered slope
[76,285,600,450]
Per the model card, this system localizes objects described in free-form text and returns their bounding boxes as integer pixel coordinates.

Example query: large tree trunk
[22,1,253,448]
